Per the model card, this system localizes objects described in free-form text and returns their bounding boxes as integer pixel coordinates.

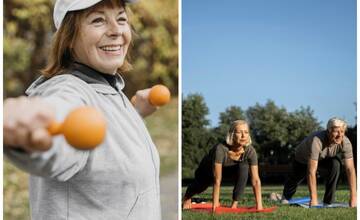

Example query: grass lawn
[4,98,178,220]
[182,185,356,220]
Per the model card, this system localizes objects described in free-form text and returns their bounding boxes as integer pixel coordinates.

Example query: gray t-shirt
[295,130,353,164]
[214,143,258,166]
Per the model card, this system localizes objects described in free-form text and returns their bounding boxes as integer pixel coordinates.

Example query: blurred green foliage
[4,0,178,98]
[4,0,53,96]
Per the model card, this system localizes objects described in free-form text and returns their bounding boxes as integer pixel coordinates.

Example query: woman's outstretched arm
[250,165,263,210]
[212,162,222,212]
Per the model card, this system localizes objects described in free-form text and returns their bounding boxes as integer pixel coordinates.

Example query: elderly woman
[4,0,162,219]
[279,117,356,207]
[183,120,263,211]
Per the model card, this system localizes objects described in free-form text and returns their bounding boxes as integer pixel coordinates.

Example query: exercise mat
[288,197,349,208]
[190,203,277,214]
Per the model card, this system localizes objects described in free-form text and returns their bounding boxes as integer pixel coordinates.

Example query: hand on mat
[131,89,157,118]
[4,97,55,152]
[212,201,220,212]
[256,203,264,211]
[349,197,356,207]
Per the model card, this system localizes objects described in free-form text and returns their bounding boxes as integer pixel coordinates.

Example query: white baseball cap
[53,0,137,29]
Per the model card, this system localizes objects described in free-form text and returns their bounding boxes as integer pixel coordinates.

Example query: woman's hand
[344,158,357,208]
[131,89,157,118]
[349,197,357,207]
[212,200,220,212]
[4,97,55,152]
[212,162,222,213]
[256,203,263,210]
[250,165,264,211]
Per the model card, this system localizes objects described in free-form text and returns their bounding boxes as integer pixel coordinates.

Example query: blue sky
[182,0,356,127]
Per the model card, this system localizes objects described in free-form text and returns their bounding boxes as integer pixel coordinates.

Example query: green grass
[4,98,178,220]
[182,185,356,220]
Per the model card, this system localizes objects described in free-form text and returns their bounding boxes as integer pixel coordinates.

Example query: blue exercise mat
[288,197,348,208]
[288,197,311,204]
[296,203,349,208]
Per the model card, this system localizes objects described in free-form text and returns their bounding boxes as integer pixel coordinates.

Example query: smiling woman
[182,120,264,212]
[3,0,165,219]
[73,3,131,74]
[43,0,132,76]
[280,117,356,208]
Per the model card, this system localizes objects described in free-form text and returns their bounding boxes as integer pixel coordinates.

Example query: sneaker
[280,195,289,204]
[269,192,278,201]
[269,192,283,201]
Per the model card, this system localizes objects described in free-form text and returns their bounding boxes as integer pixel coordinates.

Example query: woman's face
[73,5,131,74]
[232,124,250,146]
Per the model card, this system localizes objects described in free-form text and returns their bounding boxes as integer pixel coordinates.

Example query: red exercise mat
[190,203,277,214]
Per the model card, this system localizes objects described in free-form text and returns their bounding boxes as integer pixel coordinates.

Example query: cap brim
[69,0,138,11]
[54,0,138,29]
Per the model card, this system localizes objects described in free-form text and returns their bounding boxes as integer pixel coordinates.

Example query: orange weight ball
[48,107,106,150]
[149,85,171,106]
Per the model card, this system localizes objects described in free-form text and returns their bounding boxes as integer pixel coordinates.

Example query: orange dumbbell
[131,84,171,107]
[47,106,106,150]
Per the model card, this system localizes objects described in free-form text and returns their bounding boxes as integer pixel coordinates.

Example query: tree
[246,100,289,162]
[122,0,178,96]
[246,100,321,164]
[287,106,322,146]
[4,0,53,97]
[182,93,211,178]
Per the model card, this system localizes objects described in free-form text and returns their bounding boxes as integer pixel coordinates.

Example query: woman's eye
[92,17,105,24]
[117,17,127,23]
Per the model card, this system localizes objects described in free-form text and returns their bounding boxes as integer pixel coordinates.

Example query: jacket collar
[25,62,126,96]
[70,62,125,91]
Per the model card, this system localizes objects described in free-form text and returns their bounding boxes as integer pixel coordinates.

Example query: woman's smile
[99,44,124,56]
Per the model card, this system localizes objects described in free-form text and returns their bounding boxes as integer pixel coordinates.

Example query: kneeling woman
[183,120,263,211]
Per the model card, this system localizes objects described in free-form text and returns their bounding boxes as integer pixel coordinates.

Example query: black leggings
[184,162,249,201]
[282,157,341,204]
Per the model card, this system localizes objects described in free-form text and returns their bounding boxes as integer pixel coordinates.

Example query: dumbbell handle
[48,122,63,135]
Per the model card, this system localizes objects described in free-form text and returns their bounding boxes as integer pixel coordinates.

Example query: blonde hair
[327,117,347,131]
[226,120,252,146]
[41,0,132,76]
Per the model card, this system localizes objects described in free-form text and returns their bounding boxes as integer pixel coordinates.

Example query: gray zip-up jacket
[4,63,161,220]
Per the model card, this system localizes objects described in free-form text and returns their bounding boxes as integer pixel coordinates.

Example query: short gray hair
[327,117,347,131]
[226,120,252,146]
